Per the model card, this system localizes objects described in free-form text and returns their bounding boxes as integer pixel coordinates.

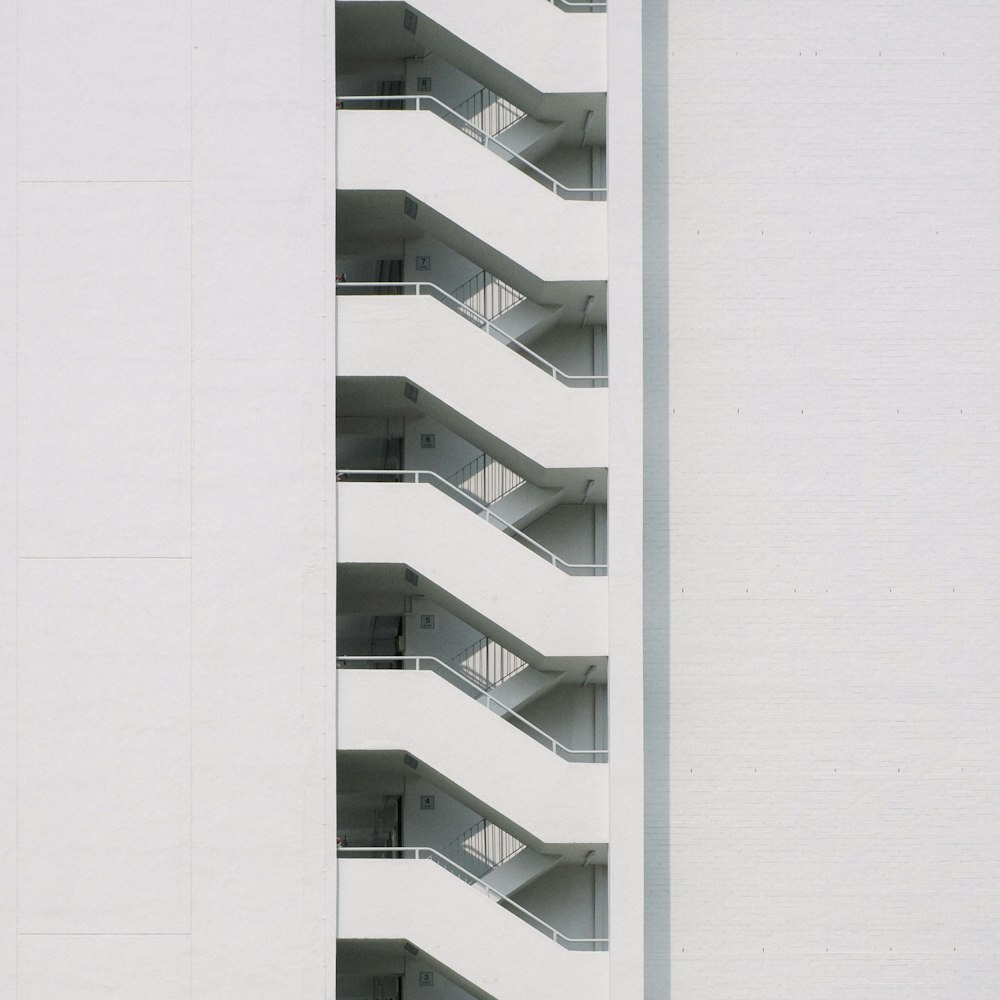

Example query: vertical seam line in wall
[13,1,20,992]
[188,0,194,992]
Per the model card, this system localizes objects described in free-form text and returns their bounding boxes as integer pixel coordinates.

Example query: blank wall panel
[18,935,190,1000]
[18,0,191,181]
[192,2,324,362]
[191,361,325,998]
[668,1,1000,996]
[18,183,191,365]
[17,560,190,934]
[17,182,191,558]
[188,4,327,993]
[17,359,191,557]
[0,0,15,991]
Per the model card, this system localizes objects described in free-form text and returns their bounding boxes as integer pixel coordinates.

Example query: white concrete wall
[403,53,483,111]
[0,3,15,994]
[400,233,481,297]
[668,2,1000,997]
[522,504,602,566]
[404,597,484,664]
[530,324,601,378]
[192,5,330,995]
[2,2,331,997]
[401,963,473,1000]
[511,862,604,939]
[534,144,604,191]
[606,0,646,996]
[514,681,604,753]
[400,774,483,855]
[402,415,482,482]
[9,5,195,996]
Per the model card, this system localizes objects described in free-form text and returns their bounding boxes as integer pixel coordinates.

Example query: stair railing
[336,656,608,763]
[336,470,608,576]
[335,282,608,388]
[450,635,529,690]
[452,86,527,141]
[547,0,607,10]
[448,452,526,507]
[452,269,526,324]
[335,95,606,200]
[337,846,609,951]
[443,817,526,877]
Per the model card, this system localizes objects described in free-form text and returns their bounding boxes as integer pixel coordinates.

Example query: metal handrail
[336,282,607,388]
[547,0,607,9]
[337,846,609,950]
[336,470,608,576]
[336,95,607,200]
[337,656,608,762]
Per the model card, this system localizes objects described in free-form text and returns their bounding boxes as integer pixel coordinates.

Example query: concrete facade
[1,1,998,998]
[666,3,1000,996]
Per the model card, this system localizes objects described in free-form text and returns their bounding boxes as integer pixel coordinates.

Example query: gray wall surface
[666,2,1000,996]
[643,0,670,995]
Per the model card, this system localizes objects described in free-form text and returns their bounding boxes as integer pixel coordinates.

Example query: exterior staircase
[336,110,607,284]
[355,0,607,104]
[338,857,609,1000]
[335,294,608,479]
[337,479,608,664]
[337,667,608,850]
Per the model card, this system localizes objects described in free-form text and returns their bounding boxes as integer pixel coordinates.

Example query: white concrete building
[2,1,999,999]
